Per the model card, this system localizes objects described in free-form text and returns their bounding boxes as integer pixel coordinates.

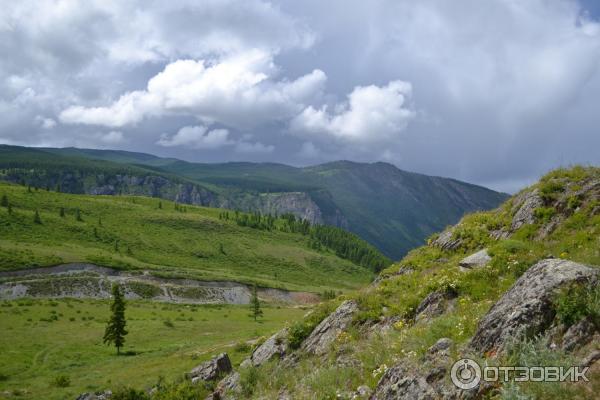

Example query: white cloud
[100,131,124,144]
[34,115,56,129]
[234,141,274,154]
[60,50,327,129]
[291,80,415,143]
[298,141,320,158]
[157,126,233,150]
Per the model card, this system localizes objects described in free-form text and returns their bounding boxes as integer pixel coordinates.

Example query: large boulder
[187,353,232,383]
[301,300,358,355]
[469,259,598,354]
[250,328,289,366]
[459,249,491,271]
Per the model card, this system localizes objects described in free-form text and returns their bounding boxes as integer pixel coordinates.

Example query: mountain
[0,145,508,259]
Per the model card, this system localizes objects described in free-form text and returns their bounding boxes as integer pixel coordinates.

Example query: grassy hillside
[0,298,306,400]
[0,182,374,292]
[6,145,508,259]
[226,166,599,399]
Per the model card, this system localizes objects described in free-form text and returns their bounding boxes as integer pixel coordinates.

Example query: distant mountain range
[0,145,508,259]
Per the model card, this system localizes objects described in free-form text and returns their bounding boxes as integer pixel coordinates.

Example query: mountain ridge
[0,145,508,258]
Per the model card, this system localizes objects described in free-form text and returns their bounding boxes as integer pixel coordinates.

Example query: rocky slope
[185,166,599,400]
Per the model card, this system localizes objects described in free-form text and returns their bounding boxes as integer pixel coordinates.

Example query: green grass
[0,182,372,292]
[0,298,306,400]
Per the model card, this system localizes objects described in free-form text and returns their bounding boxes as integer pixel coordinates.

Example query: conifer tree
[250,285,263,321]
[158,201,162,209]
[59,207,65,217]
[76,208,83,222]
[7,204,12,215]
[33,210,42,224]
[0,194,7,207]
[103,284,128,355]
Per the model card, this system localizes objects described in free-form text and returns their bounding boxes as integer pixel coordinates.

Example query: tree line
[219,210,390,272]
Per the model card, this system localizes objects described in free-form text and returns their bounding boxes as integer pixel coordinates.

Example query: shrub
[111,387,150,400]
[554,283,600,328]
[163,319,174,328]
[533,207,555,223]
[234,341,251,353]
[51,375,70,388]
[240,366,260,397]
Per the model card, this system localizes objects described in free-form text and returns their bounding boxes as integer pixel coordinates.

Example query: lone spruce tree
[103,284,128,354]
[250,285,263,321]
[0,194,8,207]
[33,210,42,224]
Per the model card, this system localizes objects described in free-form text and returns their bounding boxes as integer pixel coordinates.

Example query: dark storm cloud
[1,0,599,193]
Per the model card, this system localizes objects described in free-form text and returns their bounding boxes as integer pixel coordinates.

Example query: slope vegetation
[0,182,375,293]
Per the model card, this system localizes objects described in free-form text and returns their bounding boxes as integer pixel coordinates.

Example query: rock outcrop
[470,259,598,354]
[510,189,544,232]
[250,328,289,366]
[415,290,457,322]
[561,316,598,352]
[431,229,462,251]
[458,249,491,271]
[301,300,358,355]
[370,365,437,400]
[187,353,232,383]
[75,391,112,400]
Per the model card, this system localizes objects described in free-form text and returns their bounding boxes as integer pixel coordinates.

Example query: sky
[1,0,600,193]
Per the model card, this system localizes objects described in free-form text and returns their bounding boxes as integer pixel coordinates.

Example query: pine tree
[33,210,42,224]
[0,195,7,207]
[27,185,32,193]
[93,227,98,238]
[114,240,119,253]
[7,204,13,215]
[219,243,226,255]
[103,284,128,355]
[98,217,102,226]
[76,208,83,222]
[59,207,65,217]
[250,285,263,321]
[158,201,162,209]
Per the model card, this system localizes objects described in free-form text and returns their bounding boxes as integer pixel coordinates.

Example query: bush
[533,207,556,223]
[554,283,600,328]
[111,387,150,400]
[234,341,251,353]
[240,366,260,397]
[51,375,70,388]
[163,319,174,328]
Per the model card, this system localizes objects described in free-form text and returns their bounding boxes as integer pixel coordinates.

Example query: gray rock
[75,391,112,400]
[415,290,457,322]
[469,259,598,354]
[581,350,600,368]
[431,229,462,251]
[370,365,437,400]
[427,338,453,356]
[250,328,289,366]
[561,317,597,352]
[188,353,232,382]
[355,385,372,398]
[459,249,491,270]
[212,372,241,399]
[510,189,544,232]
[301,300,358,355]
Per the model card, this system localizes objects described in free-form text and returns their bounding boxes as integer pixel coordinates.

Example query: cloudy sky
[1,0,600,192]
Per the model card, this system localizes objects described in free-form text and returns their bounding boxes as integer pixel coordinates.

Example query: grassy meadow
[0,298,306,400]
[0,182,372,292]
